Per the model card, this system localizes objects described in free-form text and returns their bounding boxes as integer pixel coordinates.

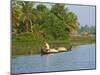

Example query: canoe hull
[41,50,69,55]
[41,45,72,55]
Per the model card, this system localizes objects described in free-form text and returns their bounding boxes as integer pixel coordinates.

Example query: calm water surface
[11,44,96,74]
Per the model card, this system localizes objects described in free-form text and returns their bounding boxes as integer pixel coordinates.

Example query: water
[11,44,96,74]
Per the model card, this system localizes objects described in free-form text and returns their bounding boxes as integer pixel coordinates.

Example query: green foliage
[12,32,45,42]
[12,1,95,56]
[12,1,80,40]
[12,33,95,56]
[37,4,47,12]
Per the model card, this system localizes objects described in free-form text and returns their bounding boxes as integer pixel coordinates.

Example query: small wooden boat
[41,48,58,55]
[41,45,72,55]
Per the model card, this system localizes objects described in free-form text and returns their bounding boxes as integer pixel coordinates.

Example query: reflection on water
[11,44,96,74]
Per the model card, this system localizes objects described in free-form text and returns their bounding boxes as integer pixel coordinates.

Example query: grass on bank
[12,33,96,56]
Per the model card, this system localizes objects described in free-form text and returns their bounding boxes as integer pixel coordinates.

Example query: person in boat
[41,42,72,54]
[67,45,72,51]
[41,42,50,54]
[41,42,58,54]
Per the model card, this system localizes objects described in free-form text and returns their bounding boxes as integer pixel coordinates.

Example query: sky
[34,2,96,27]
[66,4,96,26]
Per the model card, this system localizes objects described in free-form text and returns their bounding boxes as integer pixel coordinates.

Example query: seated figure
[41,42,58,54]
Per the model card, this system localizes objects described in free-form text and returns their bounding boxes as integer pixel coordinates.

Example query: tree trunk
[25,22,29,32]
[30,20,33,32]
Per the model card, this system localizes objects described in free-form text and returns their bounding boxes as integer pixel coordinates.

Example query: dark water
[11,44,96,74]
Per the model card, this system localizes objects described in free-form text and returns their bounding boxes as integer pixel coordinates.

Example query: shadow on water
[11,44,96,74]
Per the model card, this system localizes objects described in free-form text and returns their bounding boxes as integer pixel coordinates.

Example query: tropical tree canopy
[12,1,80,40]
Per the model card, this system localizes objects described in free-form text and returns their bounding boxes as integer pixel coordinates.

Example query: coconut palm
[12,0,22,32]
[51,4,80,34]
[19,1,36,32]
[66,12,80,33]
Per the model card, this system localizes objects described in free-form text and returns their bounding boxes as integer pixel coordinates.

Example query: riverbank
[12,33,95,56]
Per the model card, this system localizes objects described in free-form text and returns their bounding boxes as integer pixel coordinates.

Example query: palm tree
[19,1,36,32]
[51,4,80,34]
[65,12,80,33]
[12,0,22,32]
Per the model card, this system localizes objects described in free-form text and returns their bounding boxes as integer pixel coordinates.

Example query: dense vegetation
[12,1,95,56]
[12,1,80,40]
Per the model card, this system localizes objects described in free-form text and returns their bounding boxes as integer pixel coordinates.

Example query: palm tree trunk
[30,20,33,32]
[25,22,29,32]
